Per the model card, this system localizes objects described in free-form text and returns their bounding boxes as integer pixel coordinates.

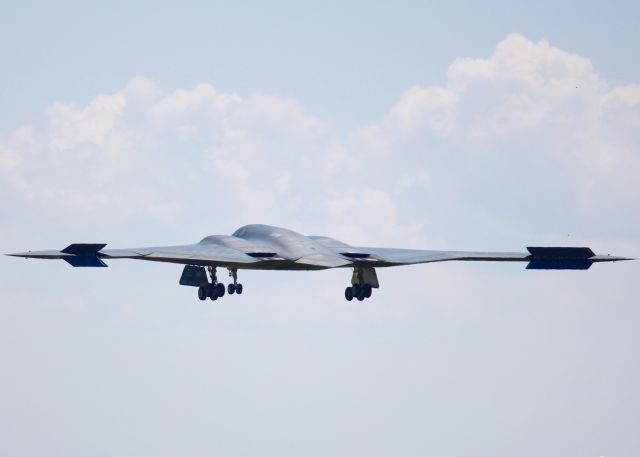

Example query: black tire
[356,288,366,301]
[208,284,218,300]
[208,284,215,297]
[236,283,243,295]
[345,287,353,301]
[364,284,372,298]
[216,283,225,297]
[353,284,361,296]
[228,283,235,295]
[197,287,207,301]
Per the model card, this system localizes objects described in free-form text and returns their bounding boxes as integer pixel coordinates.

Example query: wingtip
[609,255,634,261]
[5,250,61,259]
[604,256,634,262]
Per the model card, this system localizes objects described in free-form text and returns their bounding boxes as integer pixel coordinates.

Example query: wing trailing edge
[63,256,108,267]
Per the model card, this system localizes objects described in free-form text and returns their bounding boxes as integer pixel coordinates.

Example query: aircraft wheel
[236,283,243,295]
[228,284,236,294]
[364,284,372,298]
[345,287,353,301]
[353,284,361,297]
[216,283,225,297]
[208,284,218,300]
[197,286,207,301]
[356,288,366,301]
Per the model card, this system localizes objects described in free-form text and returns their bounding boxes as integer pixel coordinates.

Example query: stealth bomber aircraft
[8,224,632,301]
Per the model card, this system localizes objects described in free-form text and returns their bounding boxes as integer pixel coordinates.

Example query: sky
[1,1,639,456]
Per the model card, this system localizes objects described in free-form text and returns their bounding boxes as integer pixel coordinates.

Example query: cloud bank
[2,34,638,251]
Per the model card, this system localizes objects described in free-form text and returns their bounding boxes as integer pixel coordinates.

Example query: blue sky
[1,2,639,456]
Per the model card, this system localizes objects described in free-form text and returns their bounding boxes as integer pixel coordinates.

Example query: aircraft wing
[9,238,632,271]
[9,243,261,268]
[349,246,631,270]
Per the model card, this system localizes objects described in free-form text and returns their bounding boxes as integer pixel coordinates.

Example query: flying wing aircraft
[8,224,632,301]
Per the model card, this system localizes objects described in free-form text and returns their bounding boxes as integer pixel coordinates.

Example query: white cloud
[324,187,424,247]
[122,75,162,101]
[387,86,458,134]
[0,34,638,250]
[388,33,606,142]
[149,83,240,123]
[48,93,127,152]
[373,34,640,243]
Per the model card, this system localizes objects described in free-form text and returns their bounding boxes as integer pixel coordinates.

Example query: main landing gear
[344,266,378,301]
[345,283,372,301]
[197,267,243,301]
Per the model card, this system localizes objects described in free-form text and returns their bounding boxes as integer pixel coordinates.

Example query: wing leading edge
[347,246,631,270]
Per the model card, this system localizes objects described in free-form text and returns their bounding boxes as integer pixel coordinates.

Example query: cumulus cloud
[387,86,458,134]
[324,187,424,247]
[1,34,638,251]
[373,34,639,245]
[48,94,128,152]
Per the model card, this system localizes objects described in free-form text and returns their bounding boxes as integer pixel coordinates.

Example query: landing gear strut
[206,266,225,300]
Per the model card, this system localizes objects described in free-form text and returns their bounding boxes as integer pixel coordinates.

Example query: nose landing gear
[226,268,243,295]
